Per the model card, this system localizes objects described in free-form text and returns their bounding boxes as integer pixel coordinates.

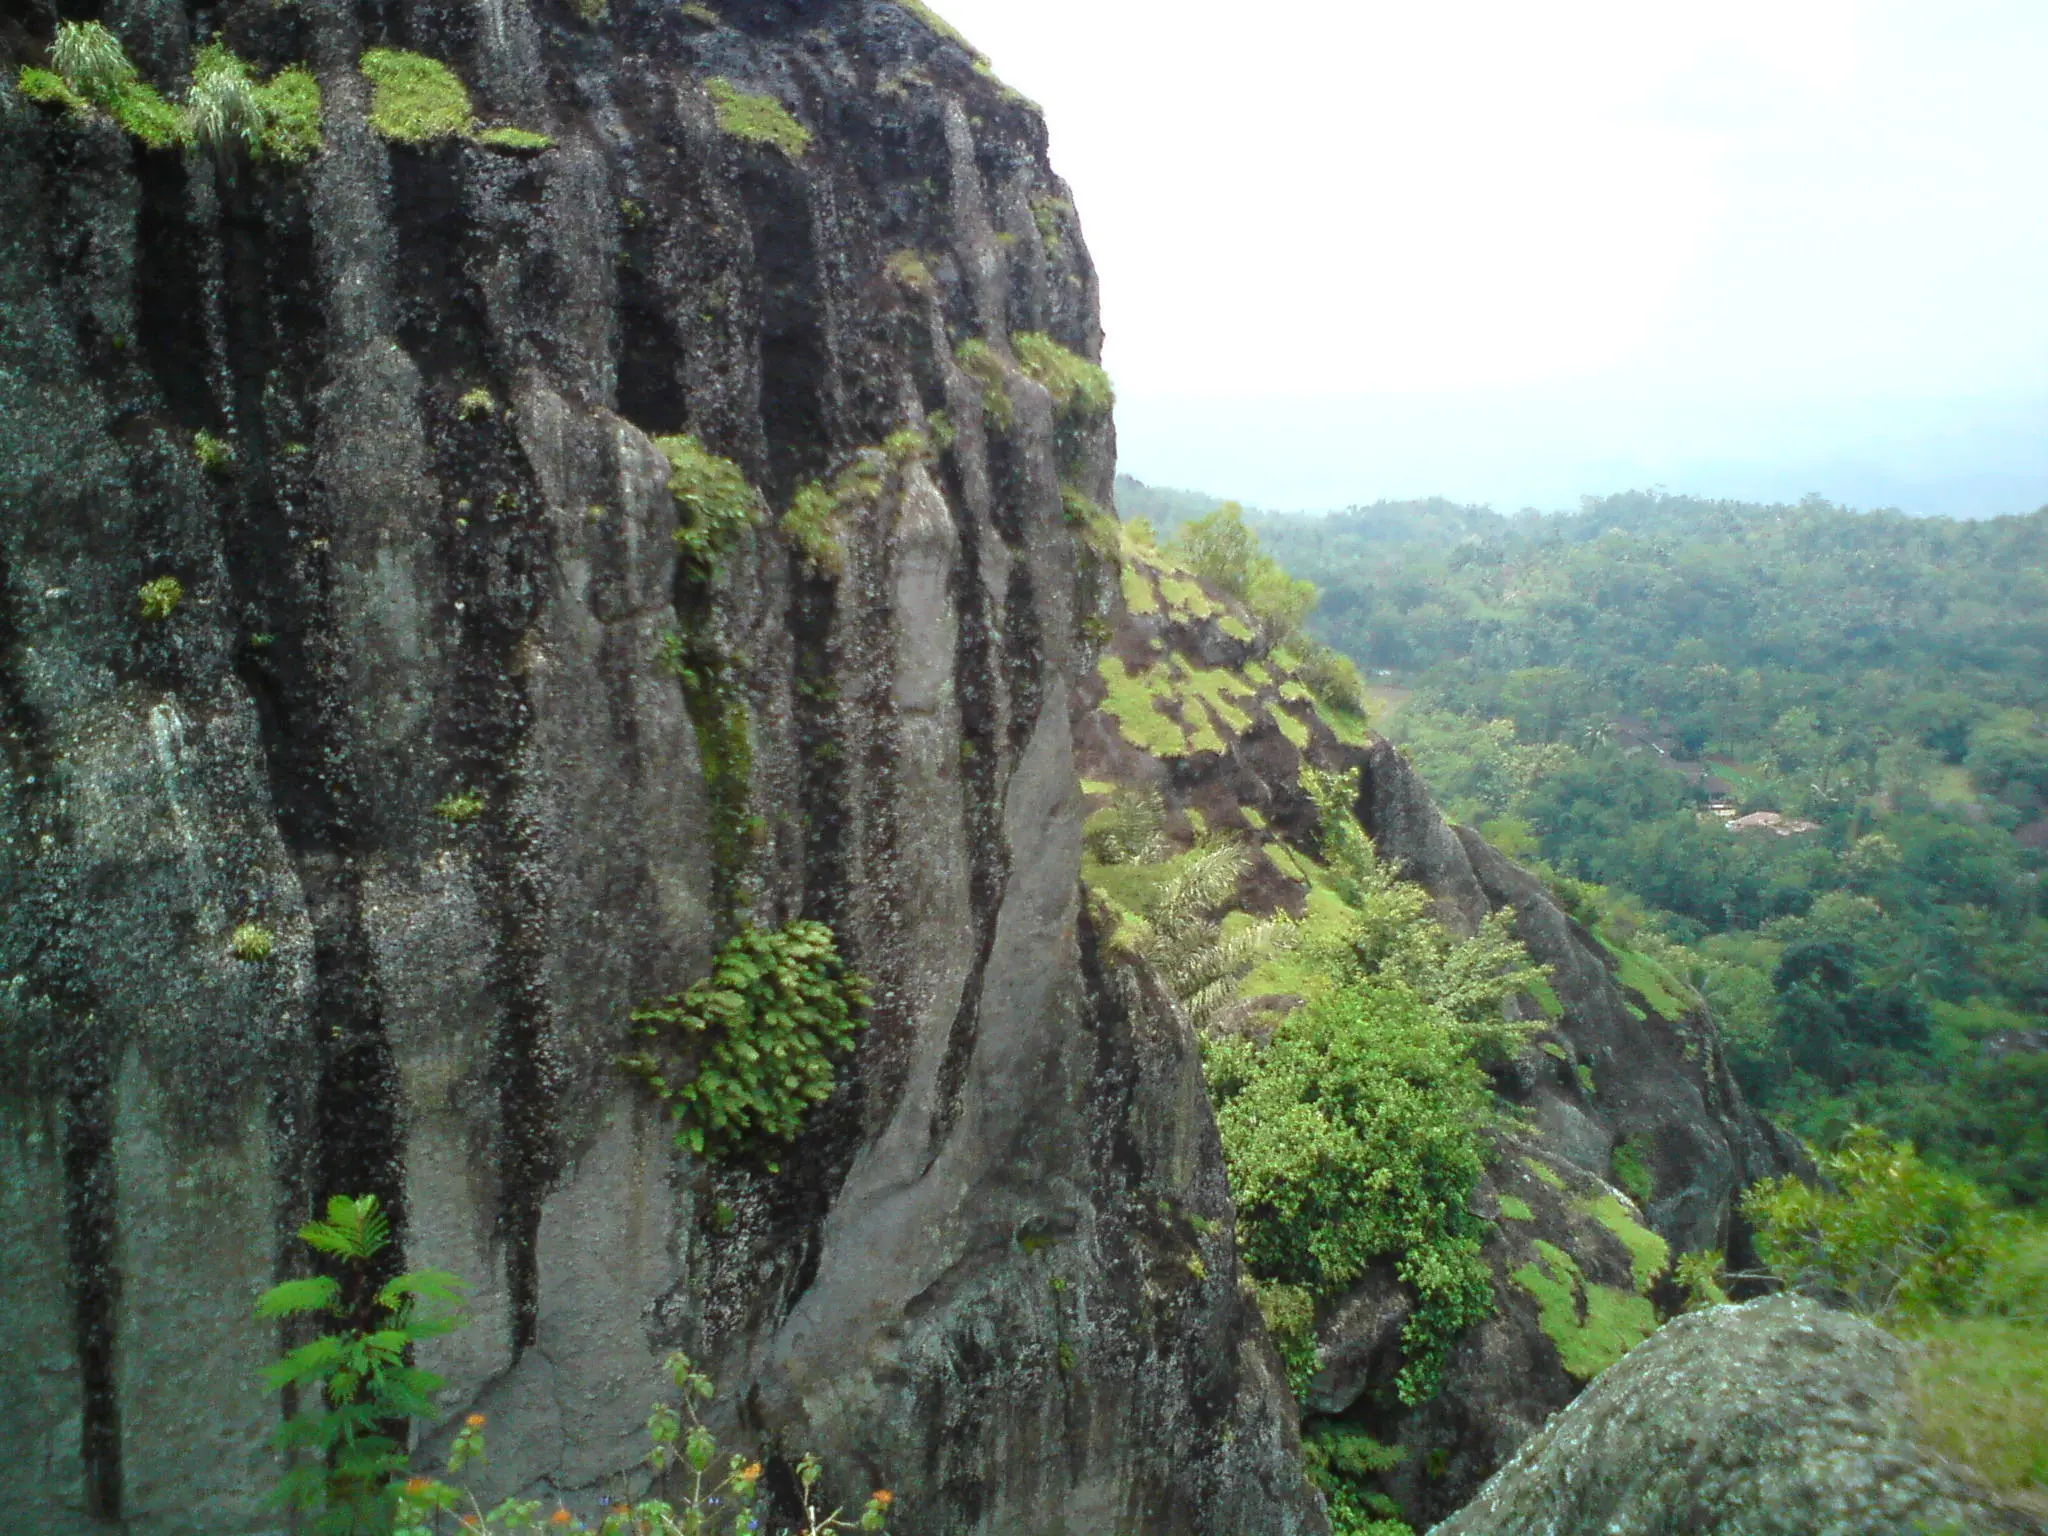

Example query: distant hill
[1216,488,2048,1202]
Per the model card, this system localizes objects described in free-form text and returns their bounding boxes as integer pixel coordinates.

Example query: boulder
[1430,1295,2047,1536]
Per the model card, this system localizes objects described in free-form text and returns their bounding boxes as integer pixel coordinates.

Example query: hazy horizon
[936,0,2048,519]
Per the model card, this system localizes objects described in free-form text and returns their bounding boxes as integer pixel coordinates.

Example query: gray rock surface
[0,3,1318,1533]
[1431,1295,2047,1536]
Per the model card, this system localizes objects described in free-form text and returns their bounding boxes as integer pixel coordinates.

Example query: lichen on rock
[1431,1295,2048,1536]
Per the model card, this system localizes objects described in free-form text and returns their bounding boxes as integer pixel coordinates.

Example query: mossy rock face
[1511,1239,1657,1382]
[1434,1296,2048,1536]
[0,7,1325,1532]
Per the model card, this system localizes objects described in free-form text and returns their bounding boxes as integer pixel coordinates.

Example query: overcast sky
[933,0,2048,516]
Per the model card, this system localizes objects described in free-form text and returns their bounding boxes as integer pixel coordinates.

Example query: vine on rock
[624,922,869,1163]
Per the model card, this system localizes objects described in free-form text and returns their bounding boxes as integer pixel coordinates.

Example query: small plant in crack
[434,789,486,826]
[138,576,185,620]
[230,923,276,962]
[194,429,237,476]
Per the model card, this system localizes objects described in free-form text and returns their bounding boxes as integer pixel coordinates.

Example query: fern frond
[254,1275,342,1319]
[299,1194,390,1260]
[378,1268,470,1311]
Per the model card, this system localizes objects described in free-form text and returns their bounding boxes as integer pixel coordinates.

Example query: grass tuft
[706,78,810,159]
[229,924,276,963]
[360,49,471,143]
[1012,331,1114,417]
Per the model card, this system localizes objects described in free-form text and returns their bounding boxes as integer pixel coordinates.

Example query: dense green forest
[1124,480,2048,1205]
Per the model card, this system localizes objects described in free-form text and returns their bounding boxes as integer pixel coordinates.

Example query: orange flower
[466,1413,488,1428]
[551,1509,574,1526]
[739,1463,763,1483]
[871,1491,893,1509]
[403,1478,432,1497]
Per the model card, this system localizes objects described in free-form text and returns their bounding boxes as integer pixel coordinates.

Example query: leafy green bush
[624,922,869,1163]
[256,1195,471,1535]
[1011,332,1114,418]
[1207,977,1498,1403]
[360,49,471,142]
[654,435,765,567]
[1303,1424,1413,1536]
[1110,842,1294,1030]
[1744,1126,1996,1318]
[1303,767,1543,1058]
[706,78,810,158]
[786,455,882,578]
[1083,785,1167,866]
[1167,502,1318,641]
[30,22,186,147]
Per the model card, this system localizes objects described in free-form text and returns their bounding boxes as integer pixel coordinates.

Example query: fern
[1116,842,1296,1030]
[255,1194,470,1536]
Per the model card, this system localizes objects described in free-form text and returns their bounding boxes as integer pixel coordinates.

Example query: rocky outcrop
[1431,1295,2048,1536]
[1077,540,1801,1526]
[0,4,1318,1533]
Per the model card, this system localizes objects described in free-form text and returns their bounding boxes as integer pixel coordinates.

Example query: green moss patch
[1578,1193,1670,1293]
[17,66,88,113]
[707,78,810,158]
[256,67,324,161]
[893,0,984,56]
[1599,935,1691,1022]
[477,125,553,152]
[1157,571,1221,619]
[1522,1155,1567,1190]
[1270,704,1312,751]
[1611,1138,1655,1205]
[1527,974,1565,1019]
[1513,1239,1658,1381]
[1180,663,1257,737]
[1120,560,1160,616]
[1098,655,1189,758]
[1499,1195,1535,1222]
[360,49,472,142]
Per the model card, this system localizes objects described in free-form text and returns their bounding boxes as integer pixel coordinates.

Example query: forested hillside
[1245,490,2048,1203]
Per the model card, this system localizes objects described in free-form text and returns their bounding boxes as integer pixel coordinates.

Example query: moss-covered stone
[1512,1239,1658,1382]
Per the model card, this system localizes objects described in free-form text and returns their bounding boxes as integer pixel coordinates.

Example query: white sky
[934,0,2048,515]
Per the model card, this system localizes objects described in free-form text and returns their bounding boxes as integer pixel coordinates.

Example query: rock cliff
[0,4,1317,1533]
[1078,533,1801,1526]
